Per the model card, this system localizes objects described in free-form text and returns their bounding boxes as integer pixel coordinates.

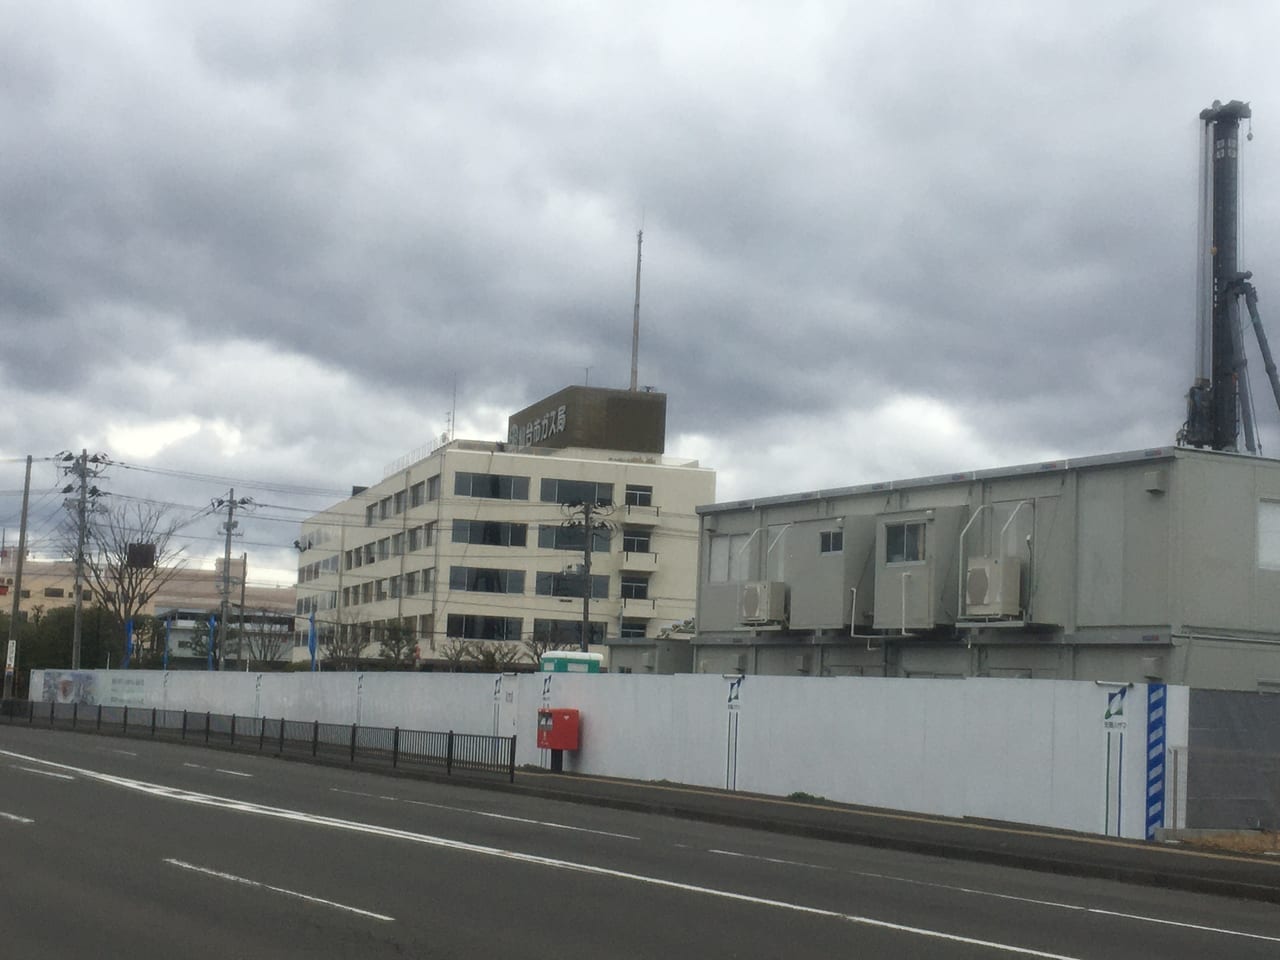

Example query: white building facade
[295,387,715,667]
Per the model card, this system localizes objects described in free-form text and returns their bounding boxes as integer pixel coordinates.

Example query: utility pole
[564,499,613,652]
[72,450,88,669]
[214,490,250,670]
[4,456,32,699]
[580,500,595,652]
[238,551,247,670]
[63,450,105,670]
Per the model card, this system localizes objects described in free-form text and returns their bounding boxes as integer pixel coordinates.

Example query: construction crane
[1179,99,1280,453]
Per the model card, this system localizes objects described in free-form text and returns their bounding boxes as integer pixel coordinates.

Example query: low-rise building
[608,447,1280,691]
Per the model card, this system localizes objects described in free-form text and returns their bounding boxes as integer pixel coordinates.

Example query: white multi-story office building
[294,386,715,667]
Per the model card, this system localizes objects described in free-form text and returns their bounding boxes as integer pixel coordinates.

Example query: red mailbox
[537,708,580,751]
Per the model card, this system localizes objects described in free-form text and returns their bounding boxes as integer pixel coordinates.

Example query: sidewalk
[490,768,1280,904]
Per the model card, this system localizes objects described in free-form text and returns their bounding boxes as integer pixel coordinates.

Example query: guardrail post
[259,716,266,753]
[392,727,400,768]
[279,717,286,755]
[181,710,188,740]
[28,699,34,725]
[72,702,78,729]
[204,711,211,744]
[48,701,54,727]
[230,714,237,746]
[123,706,129,736]
[311,719,318,757]
[349,723,357,763]
[446,730,454,776]
[151,707,157,737]
[509,734,517,783]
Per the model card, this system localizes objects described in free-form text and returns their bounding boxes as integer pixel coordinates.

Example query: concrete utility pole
[565,499,613,652]
[215,490,249,670]
[4,455,32,699]
[65,450,104,670]
[580,500,595,652]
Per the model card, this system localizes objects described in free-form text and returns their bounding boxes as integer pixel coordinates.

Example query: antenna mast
[630,229,643,391]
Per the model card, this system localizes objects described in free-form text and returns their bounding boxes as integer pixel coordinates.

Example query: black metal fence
[0,699,516,784]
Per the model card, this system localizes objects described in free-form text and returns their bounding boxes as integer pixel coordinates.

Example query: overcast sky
[4,1,1280,586]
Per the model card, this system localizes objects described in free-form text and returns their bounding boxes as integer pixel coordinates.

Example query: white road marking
[330,787,640,840]
[706,849,834,870]
[111,749,139,757]
[16,766,74,781]
[183,763,205,769]
[0,811,35,824]
[215,769,253,778]
[164,859,393,922]
[712,850,1280,946]
[0,749,1079,959]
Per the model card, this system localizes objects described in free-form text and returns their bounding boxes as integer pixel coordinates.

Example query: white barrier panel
[28,669,1186,840]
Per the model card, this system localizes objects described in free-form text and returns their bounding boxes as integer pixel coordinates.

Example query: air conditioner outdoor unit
[965,556,1022,617]
[739,581,788,624]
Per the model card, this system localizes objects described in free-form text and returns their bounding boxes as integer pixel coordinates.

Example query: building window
[625,484,653,507]
[620,574,649,600]
[820,530,843,554]
[886,522,926,563]
[620,619,647,639]
[408,527,422,551]
[538,524,611,552]
[540,478,613,505]
[427,475,441,501]
[376,579,388,601]
[535,572,609,599]
[360,582,373,604]
[454,471,529,500]
[377,538,390,561]
[410,481,426,508]
[446,614,522,641]
[379,496,392,520]
[422,567,436,591]
[365,504,376,527]
[448,566,525,594]
[708,532,752,583]
[405,571,418,596]
[391,532,404,556]
[1259,501,1280,569]
[532,618,605,647]
[452,519,529,547]
[389,575,401,599]
[622,527,651,553]
[44,587,65,598]
[393,490,407,514]
[363,544,375,565]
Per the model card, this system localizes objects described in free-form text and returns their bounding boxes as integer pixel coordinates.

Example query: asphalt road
[2,725,1279,959]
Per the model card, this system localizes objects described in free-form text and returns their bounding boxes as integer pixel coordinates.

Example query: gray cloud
[4,0,1280,577]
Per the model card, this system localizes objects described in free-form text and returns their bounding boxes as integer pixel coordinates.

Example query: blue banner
[122,619,134,669]
[207,615,217,671]
[163,617,171,672]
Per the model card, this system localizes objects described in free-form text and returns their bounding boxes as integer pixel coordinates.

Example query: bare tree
[470,641,523,672]
[238,609,293,668]
[82,500,187,642]
[522,631,576,665]
[378,618,418,668]
[439,638,473,669]
[319,608,367,670]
